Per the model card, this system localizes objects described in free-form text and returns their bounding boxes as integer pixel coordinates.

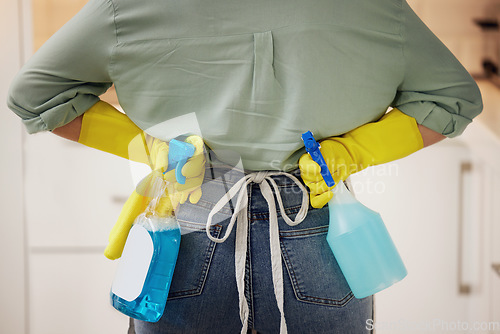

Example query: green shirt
[7,0,482,170]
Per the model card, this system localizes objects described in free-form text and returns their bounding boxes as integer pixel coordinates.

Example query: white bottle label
[111,224,154,302]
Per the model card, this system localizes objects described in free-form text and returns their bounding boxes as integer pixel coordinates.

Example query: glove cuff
[339,108,424,169]
[78,101,149,163]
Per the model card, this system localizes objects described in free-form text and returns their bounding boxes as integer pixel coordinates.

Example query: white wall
[0,0,131,332]
[0,0,27,332]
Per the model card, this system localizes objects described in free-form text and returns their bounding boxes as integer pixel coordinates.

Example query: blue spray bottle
[302,131,407,298]
[110,138,195,322]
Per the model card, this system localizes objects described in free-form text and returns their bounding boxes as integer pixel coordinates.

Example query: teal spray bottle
[110,138,195,322]
[301,131,407,298]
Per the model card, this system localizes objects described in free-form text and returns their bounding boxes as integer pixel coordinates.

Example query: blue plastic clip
[164,139,196,184]
[301,131,335,187]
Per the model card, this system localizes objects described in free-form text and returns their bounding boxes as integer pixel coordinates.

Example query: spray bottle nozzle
[301,131,335,187]
[164,138,196,184]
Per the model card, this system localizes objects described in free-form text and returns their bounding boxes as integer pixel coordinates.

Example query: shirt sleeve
[6,0,116,134]
[392,0,483,138]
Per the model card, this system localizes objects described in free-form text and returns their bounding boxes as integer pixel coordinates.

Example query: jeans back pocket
[279,212,354,307]
[168,221,222,299]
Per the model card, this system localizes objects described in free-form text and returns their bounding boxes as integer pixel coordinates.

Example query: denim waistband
[204,149,305,192]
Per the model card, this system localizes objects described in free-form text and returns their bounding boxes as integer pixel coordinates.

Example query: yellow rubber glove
[78,101,150,164]
[148,137,170,172]
[299,108,424,208]
[78,101,206,259]
[103,136,204,260]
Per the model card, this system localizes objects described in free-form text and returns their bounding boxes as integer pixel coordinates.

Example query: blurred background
[1,0,500,333]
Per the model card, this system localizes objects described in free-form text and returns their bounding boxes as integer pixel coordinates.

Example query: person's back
[8,0,481,171]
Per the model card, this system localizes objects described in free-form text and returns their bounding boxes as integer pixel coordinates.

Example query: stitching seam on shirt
[107,0,119,82]
[108,0,119,44]
[398,0,406,89]
[112,22,400,47]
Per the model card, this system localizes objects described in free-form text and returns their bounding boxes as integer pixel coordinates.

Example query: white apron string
[205,171,309,334]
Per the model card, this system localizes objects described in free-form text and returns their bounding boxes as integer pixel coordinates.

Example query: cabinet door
[350,140,478,333]
[491,171,500,331]
[24,132,135,249]
[29,253,129,334]
[24,133,143,333]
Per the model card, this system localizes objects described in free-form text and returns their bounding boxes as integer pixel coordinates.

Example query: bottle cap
[165,138,196,184]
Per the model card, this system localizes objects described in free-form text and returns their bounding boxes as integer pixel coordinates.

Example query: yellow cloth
[299,108,424,208]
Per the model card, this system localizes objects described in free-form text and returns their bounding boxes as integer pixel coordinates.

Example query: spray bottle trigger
[164,139,196,184]
[301,131,335,187]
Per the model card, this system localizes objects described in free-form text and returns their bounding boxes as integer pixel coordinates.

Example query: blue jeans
[132,162,373,333]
